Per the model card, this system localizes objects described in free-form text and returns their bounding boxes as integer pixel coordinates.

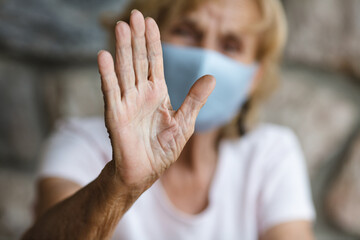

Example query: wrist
[97,160,149,206]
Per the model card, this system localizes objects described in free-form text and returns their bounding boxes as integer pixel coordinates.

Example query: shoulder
[247,123,299,145]
[220,123,306,175]
[223,123,302,158]
[38,117,111,185]
[48,116,110,150]
[53,116,107,136]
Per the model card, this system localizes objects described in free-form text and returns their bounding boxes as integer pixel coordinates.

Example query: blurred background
[0,0,359,239]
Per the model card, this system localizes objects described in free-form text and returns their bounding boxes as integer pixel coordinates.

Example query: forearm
[22,160,148,240]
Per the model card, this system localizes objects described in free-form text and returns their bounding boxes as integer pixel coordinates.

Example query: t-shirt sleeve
[258,127,316,234]
[37,119,107,186]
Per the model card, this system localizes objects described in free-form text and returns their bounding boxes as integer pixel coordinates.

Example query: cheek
[238,37,259,64]
[245,36,260,61]
[249,70,261,96]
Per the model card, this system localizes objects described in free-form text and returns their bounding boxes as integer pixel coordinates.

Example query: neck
[174,128,221,172]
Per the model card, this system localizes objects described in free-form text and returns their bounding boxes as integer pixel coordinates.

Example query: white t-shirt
[38,117,315,240]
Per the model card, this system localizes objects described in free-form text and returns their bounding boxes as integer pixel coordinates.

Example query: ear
[249,63,264,97]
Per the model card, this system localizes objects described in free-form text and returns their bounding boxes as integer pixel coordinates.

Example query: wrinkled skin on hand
[97,10,215,188]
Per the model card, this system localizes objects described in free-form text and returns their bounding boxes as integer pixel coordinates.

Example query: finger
[130,10,148,87]
[115,21,136,94]
[98,50,122,121]
[145,17,164,83]
[175,75,216,133]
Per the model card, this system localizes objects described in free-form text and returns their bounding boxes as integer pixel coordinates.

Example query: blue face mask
[162,43,258,132]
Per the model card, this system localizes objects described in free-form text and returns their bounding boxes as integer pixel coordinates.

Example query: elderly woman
[23,0,315,239]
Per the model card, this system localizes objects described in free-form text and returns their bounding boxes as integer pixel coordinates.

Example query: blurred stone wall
[0,0,360,239]
[283,0,360,78]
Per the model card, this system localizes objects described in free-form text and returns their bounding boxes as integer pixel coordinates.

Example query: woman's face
[161,0,262,64]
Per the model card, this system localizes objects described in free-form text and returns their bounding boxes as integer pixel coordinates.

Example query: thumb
[175,75,216,132]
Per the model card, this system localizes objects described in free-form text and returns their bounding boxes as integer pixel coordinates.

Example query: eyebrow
[176,18,201,32]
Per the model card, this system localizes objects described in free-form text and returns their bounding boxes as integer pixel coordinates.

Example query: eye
[170,23,201,44]
[222,37,242,54]
[172,25,194,37]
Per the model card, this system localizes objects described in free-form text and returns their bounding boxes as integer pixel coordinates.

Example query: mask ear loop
[236,98,251,136]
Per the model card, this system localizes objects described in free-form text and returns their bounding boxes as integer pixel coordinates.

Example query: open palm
[97,10,215,187]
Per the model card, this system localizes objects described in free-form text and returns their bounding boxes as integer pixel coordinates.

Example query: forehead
[185,0,262,34]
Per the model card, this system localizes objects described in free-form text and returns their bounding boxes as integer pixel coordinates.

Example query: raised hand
[97,10,215,188]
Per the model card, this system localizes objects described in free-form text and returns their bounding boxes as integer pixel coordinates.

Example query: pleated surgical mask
[162,43,258,132]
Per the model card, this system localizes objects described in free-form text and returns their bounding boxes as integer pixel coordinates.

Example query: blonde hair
[102,0,287,138]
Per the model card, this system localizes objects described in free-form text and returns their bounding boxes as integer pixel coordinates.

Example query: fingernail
[131,9,138,14]
[116,20,121,25]
[97,50,102,55]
